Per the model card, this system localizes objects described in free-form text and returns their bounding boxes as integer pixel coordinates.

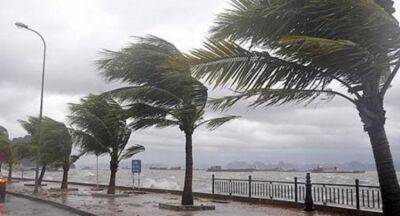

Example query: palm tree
[68,94,145,194]
[19,117,66,186]
[40,120,82,190]
[0,126,31,182]
[190,0,400,214]
[97,35,238,205]
[0,126,17,181]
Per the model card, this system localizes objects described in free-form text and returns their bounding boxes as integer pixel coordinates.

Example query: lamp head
[15,22,29,29]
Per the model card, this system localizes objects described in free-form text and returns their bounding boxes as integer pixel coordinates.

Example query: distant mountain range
[223,161,390,172]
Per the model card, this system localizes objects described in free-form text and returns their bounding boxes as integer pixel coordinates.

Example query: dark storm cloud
[0,0,399,166]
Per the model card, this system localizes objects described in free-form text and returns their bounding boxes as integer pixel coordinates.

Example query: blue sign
[131,160,141,173]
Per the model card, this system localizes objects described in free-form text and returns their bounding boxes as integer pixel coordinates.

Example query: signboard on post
[131,160,141,190]
[131,160,141,173]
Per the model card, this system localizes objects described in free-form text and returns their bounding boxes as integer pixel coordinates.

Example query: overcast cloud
[1,0,399,167]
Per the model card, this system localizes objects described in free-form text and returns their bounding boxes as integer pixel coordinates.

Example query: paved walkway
[0,194,76,216]
[7,181,345,216]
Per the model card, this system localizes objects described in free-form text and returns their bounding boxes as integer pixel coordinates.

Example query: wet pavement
[0,194,77,216]
[7,181,345,216]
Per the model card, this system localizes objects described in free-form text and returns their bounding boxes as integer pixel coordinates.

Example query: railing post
[355,179,360,210]
[212,174,215,194]
[229,179,232,196]
[294,177,298,203]
[304,173,314,211]
[248,175,252,198]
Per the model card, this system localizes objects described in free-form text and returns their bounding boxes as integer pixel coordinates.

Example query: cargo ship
[206,166,255,172]
[310,166,365,174]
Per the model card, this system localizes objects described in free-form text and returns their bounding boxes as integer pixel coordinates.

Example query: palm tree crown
[68,94,145,194]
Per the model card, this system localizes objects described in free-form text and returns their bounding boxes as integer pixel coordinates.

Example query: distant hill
[222,161,391,172]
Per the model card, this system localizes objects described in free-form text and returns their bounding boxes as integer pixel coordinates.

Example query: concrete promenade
[0,194,77,216]
[6,181,345,216]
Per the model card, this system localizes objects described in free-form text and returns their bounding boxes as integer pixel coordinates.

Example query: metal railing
[212,174,381,212]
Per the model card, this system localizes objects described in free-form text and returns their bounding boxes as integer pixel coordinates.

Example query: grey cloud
[0,0,399,167]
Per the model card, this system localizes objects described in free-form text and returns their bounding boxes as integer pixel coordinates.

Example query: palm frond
[120,145,145,160]
[97,35,185,86]
[278,36,377,84]
[129,118,179,130]
[209,88,350,111]
[211,0,400,53]
[197,115,240,130]
[104,86,182,108]
[191,40,333,90]
[124,103,170,119]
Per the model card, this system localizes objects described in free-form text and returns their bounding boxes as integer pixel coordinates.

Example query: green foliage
[0,126,29,167]
[18,117,73,167]
[68,94,144,162]
[120,145,145,160]
[191,0,400,108]
[98,35,239,134]
[375,0,395,14]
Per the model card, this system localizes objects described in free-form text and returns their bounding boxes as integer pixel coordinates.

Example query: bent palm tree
[0,126,21,181]
[97,35,238,205]
[68,94,145,194]
[41,121,81,190]
[190,0,400,214]
[19,117,65,186]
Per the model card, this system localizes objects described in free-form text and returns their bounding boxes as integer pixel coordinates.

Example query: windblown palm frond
[212,0,400,54]
[68,94,142,163]
[120,145,145,160]
[196,116,240,130]
[191,40,337,91]
[210,88,343,111]
[191,0,400,108]
[98,35,236,134]
[129,118,179,130]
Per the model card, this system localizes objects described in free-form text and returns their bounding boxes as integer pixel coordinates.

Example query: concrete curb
[6,191,96,216]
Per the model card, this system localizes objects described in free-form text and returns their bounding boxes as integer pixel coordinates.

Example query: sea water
[17,169,390,193]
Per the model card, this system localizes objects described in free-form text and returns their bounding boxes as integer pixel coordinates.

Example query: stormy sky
[1,0,399,167]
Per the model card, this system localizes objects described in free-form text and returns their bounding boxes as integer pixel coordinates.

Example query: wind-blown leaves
[129,118,179,130]
[208,88,340,111]
[120,145,145,160]
[68,94,143,162]
[197,116,240,130]
[212,0,400,54]
[98,36,237,134]
[191,0,400,107]
[191,40,334,91]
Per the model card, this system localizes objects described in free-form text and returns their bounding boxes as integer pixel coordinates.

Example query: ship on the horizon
[207,165,299,173]
[150,166,182,170]
[207,166,256,172]
[309,166,365,174]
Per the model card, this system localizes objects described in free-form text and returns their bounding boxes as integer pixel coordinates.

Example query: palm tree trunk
[7,163,12,182]
[181,132,194,205]
[367,124,400,215]
[61,165,69,190]
[107,159,118,194]
[357,99,400,215]
[38,164,46,186]
[0,162,2,173]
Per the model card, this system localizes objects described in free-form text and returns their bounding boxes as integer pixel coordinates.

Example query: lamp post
[15,22,46,195]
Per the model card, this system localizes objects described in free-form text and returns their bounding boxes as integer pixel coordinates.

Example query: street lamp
[15,22,47,195]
